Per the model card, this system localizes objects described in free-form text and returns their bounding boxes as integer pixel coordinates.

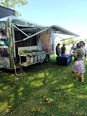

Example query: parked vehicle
[0,16,78,70]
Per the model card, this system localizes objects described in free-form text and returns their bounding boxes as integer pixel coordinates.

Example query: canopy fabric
[50,25,79,36]
[0,16,79,41]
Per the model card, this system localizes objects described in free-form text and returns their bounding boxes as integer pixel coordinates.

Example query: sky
[16,0,87,39]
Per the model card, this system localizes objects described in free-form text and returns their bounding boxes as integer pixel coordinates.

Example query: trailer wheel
[45,54,50,62]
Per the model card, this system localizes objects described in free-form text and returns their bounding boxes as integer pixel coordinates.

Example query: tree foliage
[0,0,28,8]
[60,38,78,45]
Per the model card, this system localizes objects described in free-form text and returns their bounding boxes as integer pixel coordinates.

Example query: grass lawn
[0,56,87,116]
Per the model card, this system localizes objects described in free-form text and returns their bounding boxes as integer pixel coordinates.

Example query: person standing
[70,43,74,54]
[84,43,87,58]
[56,43,61,56]
[73,42,85,83]
[61,44,66,55]
[80,41,86,59]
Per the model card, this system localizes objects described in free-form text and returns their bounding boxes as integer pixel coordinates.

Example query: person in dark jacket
[56,43,61,56]
[61,44,66,55]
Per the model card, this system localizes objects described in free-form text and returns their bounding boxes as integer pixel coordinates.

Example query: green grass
[0,57,87,116]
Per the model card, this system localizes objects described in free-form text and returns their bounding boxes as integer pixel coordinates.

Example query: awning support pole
[12,24,29,37]
[13,25,49,43]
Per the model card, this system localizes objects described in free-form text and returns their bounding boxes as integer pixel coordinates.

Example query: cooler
[56,54,72,66]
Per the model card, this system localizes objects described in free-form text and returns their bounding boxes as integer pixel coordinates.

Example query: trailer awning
[0,16,79,38]
[13,24,79,43]
[49,25,79,41]
[0,16,79,42]
[14,24,79,37]
[50,25,79,36]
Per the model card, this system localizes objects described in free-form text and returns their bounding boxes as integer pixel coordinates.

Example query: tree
[60,38,78,46]
[0,0,28,16]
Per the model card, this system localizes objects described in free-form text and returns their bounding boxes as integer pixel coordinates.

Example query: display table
[56,54,72,66]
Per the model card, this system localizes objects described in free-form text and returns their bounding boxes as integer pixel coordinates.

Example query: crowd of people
[56,41,86,84]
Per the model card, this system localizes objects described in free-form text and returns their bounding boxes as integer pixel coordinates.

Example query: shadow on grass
[0,58,87,116]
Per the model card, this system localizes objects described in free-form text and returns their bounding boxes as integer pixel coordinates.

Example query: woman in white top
[80,41,86,59]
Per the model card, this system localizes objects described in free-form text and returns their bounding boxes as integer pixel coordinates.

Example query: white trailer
[0,16,78,70]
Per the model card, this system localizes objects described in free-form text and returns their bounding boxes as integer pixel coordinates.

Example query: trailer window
[0,28,8,46]
[0,23,9,57]
[15,31,37,47]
